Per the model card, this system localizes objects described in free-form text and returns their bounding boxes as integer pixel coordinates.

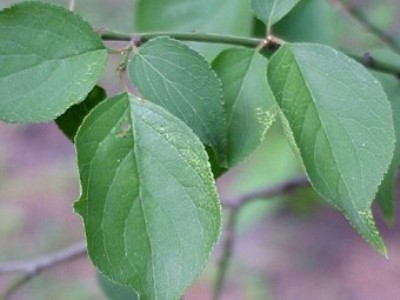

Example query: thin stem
[117,45,134,92]
[101,30,263,48]
[336,0,400,54]
[0,241,87,299]
[213,176,310,300]
[2,274,35,300]
[225,176,310,209]
[100,29,400,79]
[213,207,238,300]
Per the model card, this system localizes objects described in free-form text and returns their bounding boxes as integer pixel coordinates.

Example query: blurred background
[1,0,400,299]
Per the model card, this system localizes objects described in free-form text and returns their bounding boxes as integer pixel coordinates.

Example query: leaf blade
[129,37,227,166]
[251,0,302,28]
[0,2,107,123]
[212,48,276,166]
[267,43,395,253]
[75,93,221,299]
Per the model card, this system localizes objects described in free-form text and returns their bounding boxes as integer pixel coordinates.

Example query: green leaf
[0,2,107,123]
[135,0,253,60]
[272,0,335,45]
[74,93,221,299]
[97,272,138,300]
[251,0,302,29]
[128,37,227,166]
[370,50,400,224]
[212,48,276,166]
[56,86,106,141]
[267,43,395,254]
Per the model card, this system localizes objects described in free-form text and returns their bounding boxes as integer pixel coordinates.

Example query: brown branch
[335,0,400,54]
[349,52,400,78]
[0,241,87,299]
[213,176,310,300]
[212,208,238,300]
[224,176,310,210]
[0,177,309,300]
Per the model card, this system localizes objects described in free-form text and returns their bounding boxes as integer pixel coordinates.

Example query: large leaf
[74,93,221,299]
[0,2,107,123]
[251,0,302,30]
[212,48,276,166]
[135,0,253,60]
[129,37,227,166]
[267,43,395,254]
[56,86,107,141]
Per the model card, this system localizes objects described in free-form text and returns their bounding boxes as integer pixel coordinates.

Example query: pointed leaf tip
[251,0,302,28]
[267,43,395,252]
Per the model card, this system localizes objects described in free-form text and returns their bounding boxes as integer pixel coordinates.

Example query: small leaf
[267,43,395,254]
[251,0,302,29]
[129,37,227,166]
[212,48,276,166]
[0,2,107,123]
[75,93,221,299]
[56,86,106,141]
[136,0,253,60]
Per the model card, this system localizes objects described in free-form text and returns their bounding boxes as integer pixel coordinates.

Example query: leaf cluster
[0,1,399,299]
